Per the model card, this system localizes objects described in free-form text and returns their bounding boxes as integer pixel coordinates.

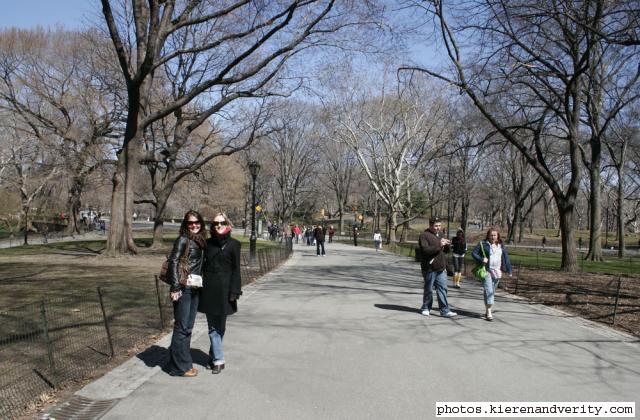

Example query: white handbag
[186,274,203,288]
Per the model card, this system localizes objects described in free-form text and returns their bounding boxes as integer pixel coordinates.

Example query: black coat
[167,235,204,292]
[198,235,242,316]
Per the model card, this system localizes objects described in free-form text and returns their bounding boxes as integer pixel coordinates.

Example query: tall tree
[0,28,121,235]
[401,0,640,271]
[100,0,374,255]
[337,81,449,242]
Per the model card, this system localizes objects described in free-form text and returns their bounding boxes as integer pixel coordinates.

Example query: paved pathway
[55,242,639,419]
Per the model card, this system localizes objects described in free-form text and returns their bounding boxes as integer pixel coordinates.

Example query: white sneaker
[421,310,430,316]
[443,311,458,318]
[322,254,326,257]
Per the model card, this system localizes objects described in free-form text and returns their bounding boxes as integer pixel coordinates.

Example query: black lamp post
[248,161,260,265]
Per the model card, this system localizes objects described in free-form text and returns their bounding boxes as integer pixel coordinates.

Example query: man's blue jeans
[206,314,227,365]
[169,287,199,374]
[421,269,450,315]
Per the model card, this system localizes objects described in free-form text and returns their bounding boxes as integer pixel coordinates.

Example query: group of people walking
[418,217,512,321]
[166,210,242,377]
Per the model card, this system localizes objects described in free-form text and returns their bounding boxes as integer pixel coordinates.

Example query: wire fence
[0,246,292,420]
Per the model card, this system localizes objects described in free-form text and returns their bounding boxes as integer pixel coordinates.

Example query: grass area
[0,234,283,257]
[506,248,640,276]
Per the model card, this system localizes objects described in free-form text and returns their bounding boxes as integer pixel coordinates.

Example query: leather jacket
[418,228,450,272]
[168,235,204,292]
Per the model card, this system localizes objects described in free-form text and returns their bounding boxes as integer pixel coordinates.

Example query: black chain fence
[0,246,292,420]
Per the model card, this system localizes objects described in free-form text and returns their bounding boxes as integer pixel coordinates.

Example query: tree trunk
[507,204,520,244]
[386,210,397,243]
[460,194,469,233]
[585,164,603,261]
[558,203,577,272]
[105,139,138,256]
[151,190,172,249]
[65,178,83,236]
[617,164,625,258]
[338,201,345,234]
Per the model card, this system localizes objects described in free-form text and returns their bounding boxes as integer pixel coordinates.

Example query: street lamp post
[248,161,260,265]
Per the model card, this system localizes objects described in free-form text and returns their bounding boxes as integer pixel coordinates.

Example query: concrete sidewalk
[49,242,639,419]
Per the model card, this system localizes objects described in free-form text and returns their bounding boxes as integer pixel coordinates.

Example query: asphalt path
[56,241,639,419]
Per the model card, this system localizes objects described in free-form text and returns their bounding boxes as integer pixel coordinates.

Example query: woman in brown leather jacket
[166,210,206,377]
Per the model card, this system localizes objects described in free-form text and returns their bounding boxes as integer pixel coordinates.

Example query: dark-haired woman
[199,212,242,374]
[451,230,467,288]
[166,210,206,377]
[471,228,512,321]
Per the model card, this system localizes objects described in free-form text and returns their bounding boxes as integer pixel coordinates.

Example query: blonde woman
[198,212,242,374]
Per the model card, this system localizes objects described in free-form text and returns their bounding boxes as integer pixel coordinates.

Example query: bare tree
[99,0,377,255]
[264,103,319,229]
[0,120,60,245]
[140,100,273,247]
[337,81,449,242]
[0,28,121,235]
[401,0,640,271]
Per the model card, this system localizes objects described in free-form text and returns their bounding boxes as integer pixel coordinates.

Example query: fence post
[155,275,166,330]
[581,252,584,272]
[612,276,622,325]
[97,287,115,357]
[39,300,57,386]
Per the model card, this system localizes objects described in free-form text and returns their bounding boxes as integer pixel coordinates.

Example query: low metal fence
[498,267,639,336]
[0,246,292,419]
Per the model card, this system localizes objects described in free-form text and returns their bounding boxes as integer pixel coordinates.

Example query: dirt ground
[500,268,640,337]
[0,249,170,419]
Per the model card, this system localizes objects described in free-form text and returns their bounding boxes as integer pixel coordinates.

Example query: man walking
[313,224,326,256]
[418,217,457,318]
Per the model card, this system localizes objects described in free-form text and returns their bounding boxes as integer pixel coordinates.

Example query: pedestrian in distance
[167,210,206,377]
[305,227,313,246]
[542,235,547,249]
[353,226,359,246]
[41,224,48,244]
[451,229,466,288]
[199,212,242,374]
[373,230,382,252]
[418,217,458,318]
[328,225,335,243]
[471,227,513,321]
[292,224,301,244]
[313,224,326,256]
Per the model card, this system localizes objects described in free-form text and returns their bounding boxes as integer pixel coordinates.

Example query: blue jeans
[206,314,227,365]
[421,270,451,315]
[482,274,500,305]
[316,240,325,255]
[169,287,199,374]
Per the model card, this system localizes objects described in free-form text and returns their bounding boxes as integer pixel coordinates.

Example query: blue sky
[0,0,96,30]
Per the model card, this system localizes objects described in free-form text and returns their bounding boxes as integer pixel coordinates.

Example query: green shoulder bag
[472,242,488,280]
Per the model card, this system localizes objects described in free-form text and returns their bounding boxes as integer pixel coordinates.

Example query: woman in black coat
[167,210,206,377]
[198,212,242,374]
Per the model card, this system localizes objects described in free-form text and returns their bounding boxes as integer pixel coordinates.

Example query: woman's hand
[482,258,488,264]
[170,291,182,302]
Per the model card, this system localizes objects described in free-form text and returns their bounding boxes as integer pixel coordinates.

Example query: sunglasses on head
[212,221,228,227]
[187,221,201,226]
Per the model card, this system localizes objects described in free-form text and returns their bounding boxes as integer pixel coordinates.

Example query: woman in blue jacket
[472,228,512,321]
